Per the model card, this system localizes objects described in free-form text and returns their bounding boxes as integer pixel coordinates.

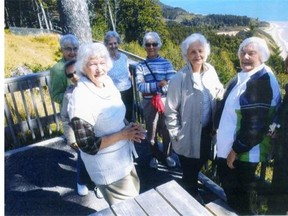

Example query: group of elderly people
[50,29,284,214]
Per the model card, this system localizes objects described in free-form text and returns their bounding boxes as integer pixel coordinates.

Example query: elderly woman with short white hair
[68,42,145,205]
[216,37,282,214]
[165,33,224,200]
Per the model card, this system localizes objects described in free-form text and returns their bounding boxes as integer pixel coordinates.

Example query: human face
[62,45,78,61]
[239,43,262,72]
[84,57,108,87]
[144,40,159,59]
[107,37,119,55]
[65,64,78,84]
[187,41,206,71]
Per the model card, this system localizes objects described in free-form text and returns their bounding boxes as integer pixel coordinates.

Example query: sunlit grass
[4,30,61,78]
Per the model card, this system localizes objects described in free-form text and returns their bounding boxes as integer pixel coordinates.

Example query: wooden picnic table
[92,180,213,216]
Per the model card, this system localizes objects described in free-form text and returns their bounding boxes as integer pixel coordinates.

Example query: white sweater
[68,76,136,185]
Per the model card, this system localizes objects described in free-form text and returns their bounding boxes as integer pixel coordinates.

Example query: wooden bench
[92,180,213,216]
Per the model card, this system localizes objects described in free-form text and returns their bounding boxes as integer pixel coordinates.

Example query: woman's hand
[227,149,237,169]
[122,123,146,143]
[158,80,167,87]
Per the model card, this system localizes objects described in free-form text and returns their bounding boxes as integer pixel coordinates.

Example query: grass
[4,30,61,78]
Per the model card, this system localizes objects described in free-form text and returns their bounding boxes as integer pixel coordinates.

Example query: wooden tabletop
[93,180,213,216]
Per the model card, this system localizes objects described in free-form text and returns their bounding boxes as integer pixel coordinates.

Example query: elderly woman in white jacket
[165,33,223,199]
[67,42,145,205]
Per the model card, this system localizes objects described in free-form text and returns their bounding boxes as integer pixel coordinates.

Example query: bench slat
[111,198,147,216]
[156,180,213,216]
[135,189,179,216]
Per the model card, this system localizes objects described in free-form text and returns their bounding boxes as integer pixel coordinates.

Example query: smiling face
[187,41,206,71]
[62,45,78,61]
[84,56,109,87]
[239,43,262,72]
[106,37,119,56]
[144,40,160,59]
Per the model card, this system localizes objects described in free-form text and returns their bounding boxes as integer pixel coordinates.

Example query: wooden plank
[90,207,115,216]
[110,198,147,216]
[135,189,179,216]
[205,199,237,216]
[156,180,213,216]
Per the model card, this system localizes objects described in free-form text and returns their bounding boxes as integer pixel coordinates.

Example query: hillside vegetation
[4,30,61,78]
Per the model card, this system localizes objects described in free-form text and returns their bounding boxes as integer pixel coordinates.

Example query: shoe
[149,157,158,169]
[77,183,89,196]
[166,156,176,167]
[94,187,103,199]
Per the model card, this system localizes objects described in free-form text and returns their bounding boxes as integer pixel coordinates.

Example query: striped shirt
[136,56,176,98]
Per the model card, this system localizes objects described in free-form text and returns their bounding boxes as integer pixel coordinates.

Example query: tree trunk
[58,0,92,44]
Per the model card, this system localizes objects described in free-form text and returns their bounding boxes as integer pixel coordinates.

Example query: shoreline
[263,21,288,59]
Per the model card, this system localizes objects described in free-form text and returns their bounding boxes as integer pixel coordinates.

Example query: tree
[116,0,168,43]
[57,0,92,43]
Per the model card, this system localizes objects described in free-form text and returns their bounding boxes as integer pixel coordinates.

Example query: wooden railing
[4,71,60,149]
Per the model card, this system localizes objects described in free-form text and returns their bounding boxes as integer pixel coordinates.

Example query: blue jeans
[77,151,92,185]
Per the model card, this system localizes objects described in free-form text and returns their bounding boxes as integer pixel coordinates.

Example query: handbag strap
[144,61,157,81]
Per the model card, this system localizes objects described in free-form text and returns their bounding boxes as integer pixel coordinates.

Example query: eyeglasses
[63,47,78,52]
[145,43,158,47]
[66,71,76,79]
[108,42,118,46]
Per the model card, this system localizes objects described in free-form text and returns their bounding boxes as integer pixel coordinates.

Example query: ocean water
[160,0,288,22]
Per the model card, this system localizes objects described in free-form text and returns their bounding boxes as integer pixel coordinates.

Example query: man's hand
[227,149,237,169]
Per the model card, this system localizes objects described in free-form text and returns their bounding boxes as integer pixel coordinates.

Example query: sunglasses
[145,43,158,47]
[66,71,76,79]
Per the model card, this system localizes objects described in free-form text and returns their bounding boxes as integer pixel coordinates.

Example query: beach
[263,21,288,59]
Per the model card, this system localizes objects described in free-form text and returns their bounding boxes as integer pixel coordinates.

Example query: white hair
[75,42,113,76]
[181,33,211,64]
[142,32,162,48]
[238,37,270,63]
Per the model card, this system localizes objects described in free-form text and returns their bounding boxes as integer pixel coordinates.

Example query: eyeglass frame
[62,47,79,52]
[145,43,158,47]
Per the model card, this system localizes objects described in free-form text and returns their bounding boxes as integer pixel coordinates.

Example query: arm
[164,73,182,140]
[60,88,77,148]
[135,63,158,94]
[71,117,145,155]
[50,61,68,104]
[161,61,176,94]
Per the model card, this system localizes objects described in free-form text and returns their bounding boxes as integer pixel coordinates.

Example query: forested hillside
[4,0,287,87]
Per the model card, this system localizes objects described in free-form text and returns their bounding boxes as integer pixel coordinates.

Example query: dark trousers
[217,158,258,215]
[120,87,134,123]
[77,152,93,185]
[178,125,212,195]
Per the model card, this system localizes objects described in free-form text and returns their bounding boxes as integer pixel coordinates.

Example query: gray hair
[142,32,162,48]
[181,33,211,64]
[238,37,270,63]
[75,42,113,76]
[104,31,121,46]
[60,34,79,49]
